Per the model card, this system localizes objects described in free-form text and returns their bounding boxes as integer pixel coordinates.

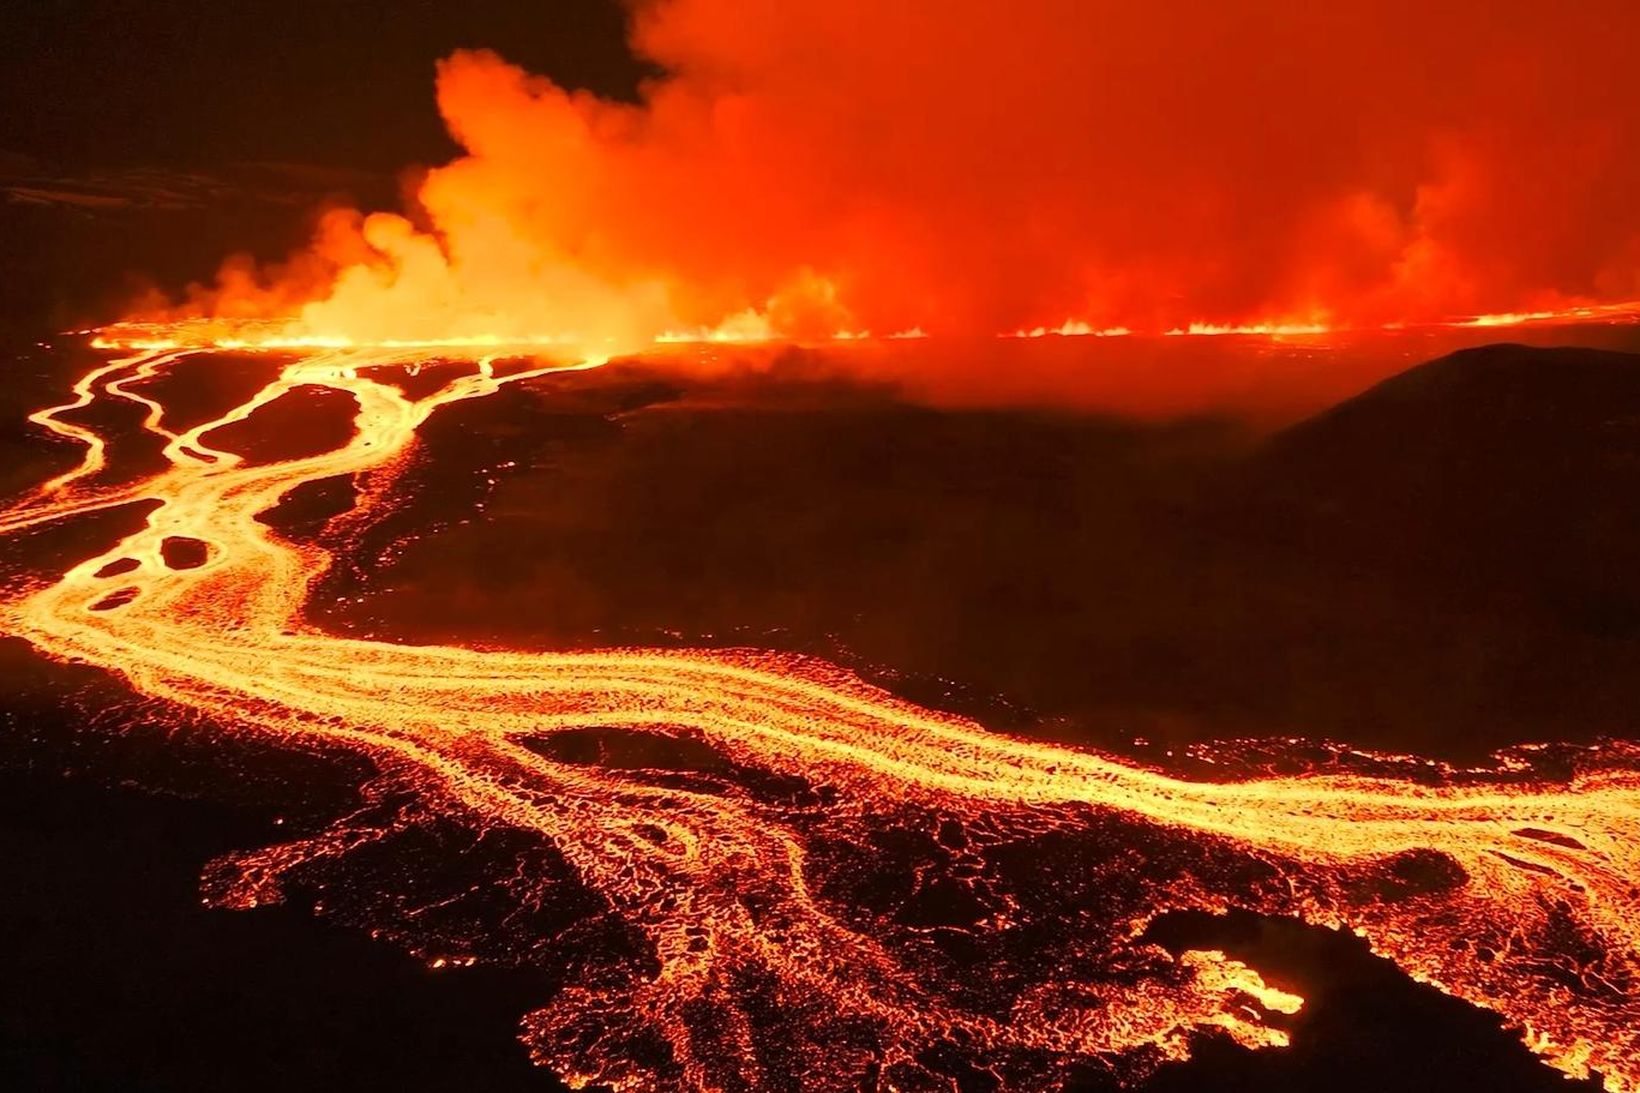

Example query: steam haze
[168,2,1640,346]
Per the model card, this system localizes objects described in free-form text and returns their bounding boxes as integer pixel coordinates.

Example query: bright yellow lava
[2,343,1639,1091]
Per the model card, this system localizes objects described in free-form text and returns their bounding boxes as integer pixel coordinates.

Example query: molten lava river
[3,342,1639,1092]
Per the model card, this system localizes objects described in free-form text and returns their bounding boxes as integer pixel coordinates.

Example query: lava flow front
[3,341,1639,1091]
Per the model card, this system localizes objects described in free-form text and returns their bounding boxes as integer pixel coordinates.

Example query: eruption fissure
[2,340,1639,1089]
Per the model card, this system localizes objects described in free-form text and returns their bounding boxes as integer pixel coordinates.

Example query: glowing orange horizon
[84,299,1640,353]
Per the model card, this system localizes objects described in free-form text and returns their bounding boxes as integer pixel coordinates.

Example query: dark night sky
[0,0,645,170]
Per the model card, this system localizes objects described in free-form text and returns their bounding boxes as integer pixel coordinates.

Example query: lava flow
[3,341,1640,1091]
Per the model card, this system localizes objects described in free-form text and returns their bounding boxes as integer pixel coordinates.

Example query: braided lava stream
[3,345,1639,1091]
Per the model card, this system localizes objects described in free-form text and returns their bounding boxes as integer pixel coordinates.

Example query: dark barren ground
[4,329,1640,1091]
[308,337,1640,764]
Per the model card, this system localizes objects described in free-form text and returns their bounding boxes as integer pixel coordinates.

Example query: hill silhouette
[287,342,1640,764]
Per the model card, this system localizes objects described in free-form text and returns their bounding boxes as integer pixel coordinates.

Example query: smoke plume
[163,0,1640,347]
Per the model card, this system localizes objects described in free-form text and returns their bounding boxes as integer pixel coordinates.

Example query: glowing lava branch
[3,340,1640,1090]
[20,351,189,497]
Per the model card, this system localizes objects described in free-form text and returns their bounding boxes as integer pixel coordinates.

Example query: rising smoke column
[177,0,1640,345]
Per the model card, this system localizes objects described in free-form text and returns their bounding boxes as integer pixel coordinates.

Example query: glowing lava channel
[3,343,1639,1091]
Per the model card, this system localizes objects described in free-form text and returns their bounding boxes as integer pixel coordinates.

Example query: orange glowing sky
[135,0,1640,353]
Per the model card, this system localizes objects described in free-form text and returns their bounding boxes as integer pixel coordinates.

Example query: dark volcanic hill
[1260,344,1640,637]
[287,341,1640,765]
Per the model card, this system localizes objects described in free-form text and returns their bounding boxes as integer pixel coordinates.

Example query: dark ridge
[159,535,209,571]
[1512,827,1587,850]
[520,727,732,774]
[1336,847,1470,904]
[88,586,139,611]
[362,360,478,402]
[517,728,820,807]
[0,499,161,590]
[120,353,288,434]
[1490,850,1562,877]
[159,535,209,570]
[255,473,358,543]
[92,556,140,579]
[198,385,358,466]
[1266,342,1640,486]
[1259,343,1640,629]
[1283,343,1640,427]
[305,342,1640,761]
